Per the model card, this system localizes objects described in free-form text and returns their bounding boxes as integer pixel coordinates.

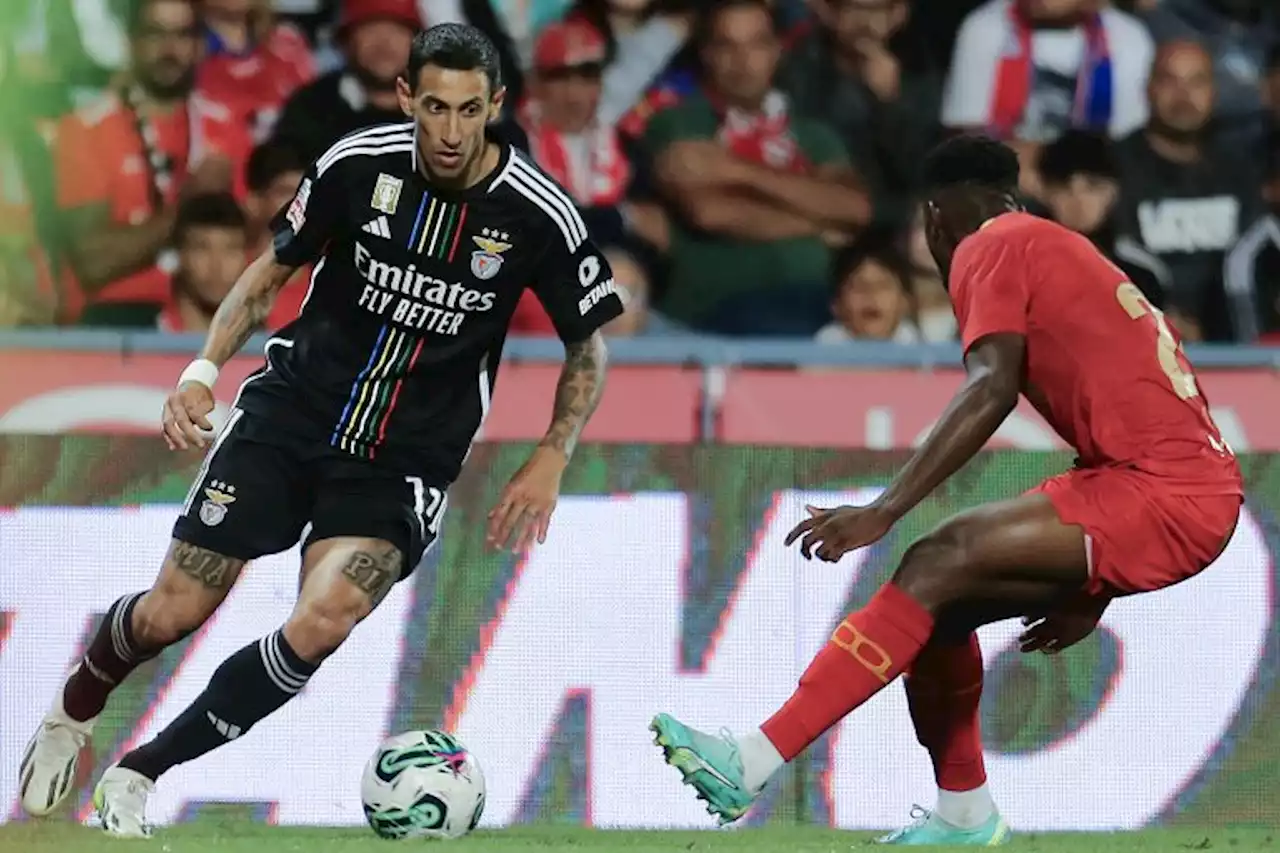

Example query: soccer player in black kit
[19,24,624,837]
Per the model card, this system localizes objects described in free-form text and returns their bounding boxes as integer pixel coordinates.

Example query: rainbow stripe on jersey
[330,192,470,457]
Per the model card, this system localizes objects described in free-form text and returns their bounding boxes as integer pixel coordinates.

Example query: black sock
[63,592,160,722]
[118,630,317,781]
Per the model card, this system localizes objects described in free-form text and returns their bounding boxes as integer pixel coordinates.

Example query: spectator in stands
[1113,39,1263,341]
[943,0,1154,194]
[54,0,246,323]
[522,20,633,234]
[511,18,670,334]
[816,240,920,343]
[902,208,956,341]
[1224,133,1280,344]
[1142,0,1276,146]
[80,192,246,331]
[780,0,945,232]
[242,139,312,328]
[198,0,316,146]
[1038,129,1168,306]
[644,0,870,336]
[274,0,421,163]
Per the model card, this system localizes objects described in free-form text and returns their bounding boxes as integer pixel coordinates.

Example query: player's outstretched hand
[487,446,566,554]
[785,503,895,562]
[162,382,216,451]
[1019,593,1109,655]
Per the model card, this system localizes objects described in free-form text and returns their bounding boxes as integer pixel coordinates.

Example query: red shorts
[1029,468,1242,596]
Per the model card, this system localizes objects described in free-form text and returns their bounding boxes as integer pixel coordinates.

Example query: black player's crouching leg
[116,537,402,783]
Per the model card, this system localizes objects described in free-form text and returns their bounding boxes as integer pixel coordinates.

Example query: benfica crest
[470,228,512,281]
[199,480,237,527]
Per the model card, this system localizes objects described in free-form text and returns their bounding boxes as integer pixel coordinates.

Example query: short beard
[1149,118,1207,147]
[141,68,196,101]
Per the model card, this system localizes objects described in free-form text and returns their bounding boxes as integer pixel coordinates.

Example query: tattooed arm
[199,247,295,366]
[162,247,295,451]
[538,331,610,459]
[486,331,610,552]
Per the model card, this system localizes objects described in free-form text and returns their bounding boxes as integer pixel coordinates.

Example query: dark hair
[694,0,776,48]
[921,134,1021,194]
[1037,130,1116,187]
[245,140,307,193]
[174,192,246,243]
[830,232,911,299]
[407,23,503,94]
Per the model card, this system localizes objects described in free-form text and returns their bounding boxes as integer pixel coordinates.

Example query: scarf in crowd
[520,99,630,206]
[711,89,809,173]
[990,0,1113,138]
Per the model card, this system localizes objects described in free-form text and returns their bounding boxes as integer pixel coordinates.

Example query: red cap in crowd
[533,19,607,72]
[338,0,423,36]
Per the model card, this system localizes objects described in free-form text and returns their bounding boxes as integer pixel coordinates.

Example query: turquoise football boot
[649,713,756,824]
[878,806,1012,846]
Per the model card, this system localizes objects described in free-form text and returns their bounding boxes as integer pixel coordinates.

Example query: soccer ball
[360,729,486,840]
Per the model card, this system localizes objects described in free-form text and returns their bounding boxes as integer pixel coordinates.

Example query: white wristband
[178,359,219,390]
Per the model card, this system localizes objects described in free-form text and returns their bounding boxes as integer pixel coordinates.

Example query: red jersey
[950,213,1241,495]
[198,24,315,150]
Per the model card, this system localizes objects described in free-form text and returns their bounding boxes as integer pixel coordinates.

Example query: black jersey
[234,122,625,480]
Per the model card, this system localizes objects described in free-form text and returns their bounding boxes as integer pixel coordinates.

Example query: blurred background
[1,0,1278,342]
[3,0,1280,835]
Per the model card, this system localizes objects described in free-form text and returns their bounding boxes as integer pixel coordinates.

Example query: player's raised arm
[197,247,296,367]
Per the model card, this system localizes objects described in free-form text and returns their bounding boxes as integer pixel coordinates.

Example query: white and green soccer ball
[360,729,486,840]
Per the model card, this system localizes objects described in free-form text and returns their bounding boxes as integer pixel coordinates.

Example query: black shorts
[172,409,448,576]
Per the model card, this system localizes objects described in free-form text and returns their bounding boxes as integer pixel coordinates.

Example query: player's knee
[892,520,980,612]
[132,587,209,648]
[284,599,361,663]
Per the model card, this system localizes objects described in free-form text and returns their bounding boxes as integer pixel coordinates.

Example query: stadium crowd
[0,0,1277,343]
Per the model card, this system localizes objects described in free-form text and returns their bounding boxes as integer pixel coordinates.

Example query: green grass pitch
[1,823,1277,853]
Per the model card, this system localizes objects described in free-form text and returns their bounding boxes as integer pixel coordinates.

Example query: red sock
[906,633,987,791]
[762,583,933,760]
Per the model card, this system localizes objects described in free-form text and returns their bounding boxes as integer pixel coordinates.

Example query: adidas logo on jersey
[362,216,392,238]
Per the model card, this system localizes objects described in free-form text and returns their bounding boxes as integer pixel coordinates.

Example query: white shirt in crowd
[942,0,1155,141]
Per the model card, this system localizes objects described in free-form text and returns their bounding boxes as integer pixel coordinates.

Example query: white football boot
[19,681,95,816]
[93,764,154,838]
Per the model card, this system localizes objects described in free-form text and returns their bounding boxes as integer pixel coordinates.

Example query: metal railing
[4,329,1280,369]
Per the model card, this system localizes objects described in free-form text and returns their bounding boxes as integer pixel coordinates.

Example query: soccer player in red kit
[649,135,1242,844]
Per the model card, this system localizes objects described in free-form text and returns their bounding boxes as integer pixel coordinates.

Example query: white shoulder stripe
[499,160,586,251]
[316,130,414,174]
[509,155,587,243]
[317,123,412,167]
[317,141,414,176]
[503,169,583,251]
[316,124,414,173]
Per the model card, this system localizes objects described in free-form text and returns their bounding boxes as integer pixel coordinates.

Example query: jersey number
[405,476,447,537]
[1116,283,1233,456]
[1115,283,1198,401]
